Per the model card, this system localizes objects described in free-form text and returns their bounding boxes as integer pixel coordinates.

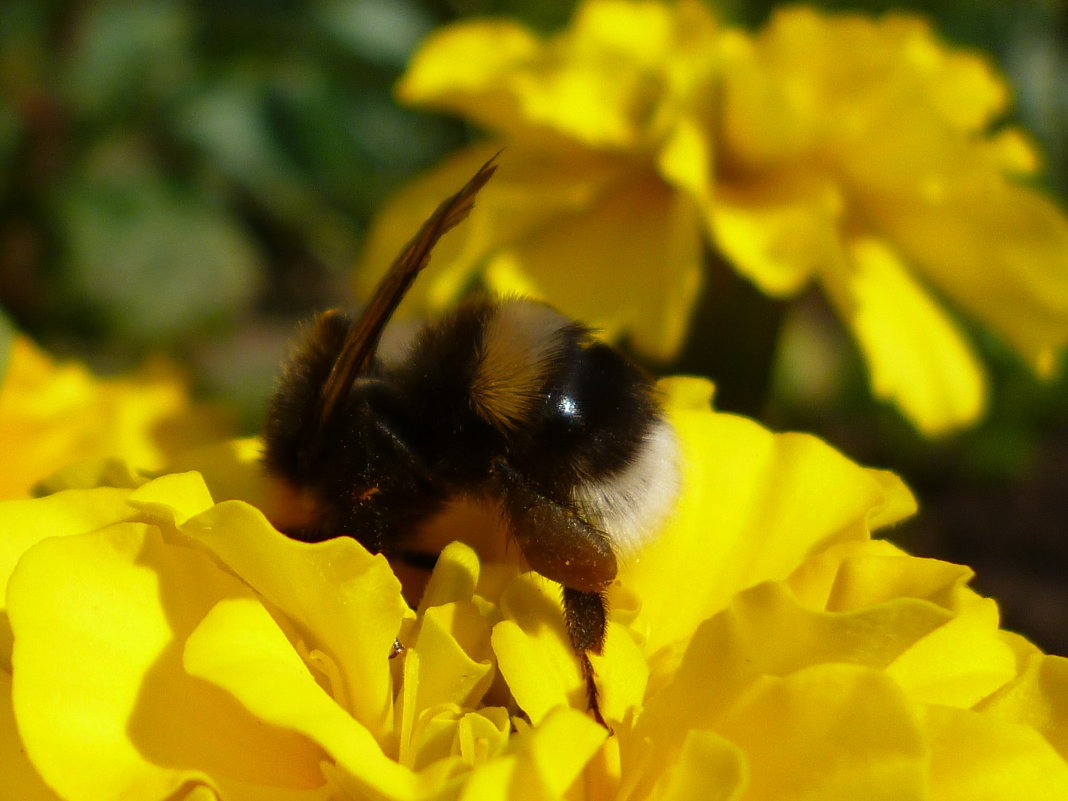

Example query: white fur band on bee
[571,417,680,556]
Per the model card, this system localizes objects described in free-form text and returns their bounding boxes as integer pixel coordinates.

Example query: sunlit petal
[820,237,987,435]
[7,522,322,800]
[626,377,916,655]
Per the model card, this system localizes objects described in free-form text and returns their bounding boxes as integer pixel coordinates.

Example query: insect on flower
[262,156,681,725]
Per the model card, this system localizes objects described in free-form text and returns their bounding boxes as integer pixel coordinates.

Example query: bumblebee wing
[317,154,499,428]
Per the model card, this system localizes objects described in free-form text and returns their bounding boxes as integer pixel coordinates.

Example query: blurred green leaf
[317,0,433,67]
[176,80,318,212]
[58,140,259,343]
[64,0,192,118]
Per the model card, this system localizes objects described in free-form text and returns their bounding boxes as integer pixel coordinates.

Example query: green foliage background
[1,0,1066,650]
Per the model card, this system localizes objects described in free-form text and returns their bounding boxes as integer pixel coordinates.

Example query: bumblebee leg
[562,587,609,728]
[491,461,616,725]
[490,462,617,593]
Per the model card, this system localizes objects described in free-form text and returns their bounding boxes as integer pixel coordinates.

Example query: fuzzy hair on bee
[262,156,681,726]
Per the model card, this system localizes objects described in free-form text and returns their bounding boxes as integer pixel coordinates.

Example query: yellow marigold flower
[712,6,1067,435]
[360,0,1068,435]
[3,378,1067,799]
[0,333,230,499]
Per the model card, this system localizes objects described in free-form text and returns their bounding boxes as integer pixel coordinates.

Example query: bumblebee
[263,158,680,724]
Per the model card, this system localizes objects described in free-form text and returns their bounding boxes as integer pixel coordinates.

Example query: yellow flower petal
[878,184,1068,374]
[636,580,947,739]
[0,669,60,801]
[491,574,582,725]
[485,169,702,359]
[786,538,971,611]
[456,707,606,801]
[652,728,747,801]
[516,0,676,149]
[507,705,607,797]
[987,127,1042,175]
[721,8,1008,164]
[629,662,928,801]
[717,665,927,801]
[587,620,649,726]
[179,501,410,743]
[402,704,511,773]
[417,602,495,709]
[0,335,229,499]
[786,539,1020,707]
[656,114,714,212]
[626,377,917,655]
[7,522,322,800]
[127,470,216,524]
[977,653,1068,760]
[924,47,1009,132]
[887,596,1018,708]
[925,704,1068,801]
[0,486,134,591]
[418,540,483,611]
[457,707,513,765]
[401,703,511,772]
[355,142,627,317]
[568,0,677,68]
[184,596,425,800]
[400,0,694,151]
[397,20,543,139]
[709,173,843,295]
[821,236,987,435]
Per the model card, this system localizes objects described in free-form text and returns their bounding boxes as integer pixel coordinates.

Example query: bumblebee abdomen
[469,300,681,552]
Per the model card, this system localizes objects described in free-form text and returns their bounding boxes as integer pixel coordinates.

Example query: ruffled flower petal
[492,574,586,725]
[708,172,843,295]
[183,596,423,800]
[819,236,987,435]
[355,142,628,316]
[874,184,1068,375]
[178,500,410,742]
[7,511,324,800]
[652,728,746,801]
[397,21,545,142]
[399,0,713,153]
[484,169,703,358]
[924,704,1068,800]
[0,335,229,499]
[3,378,1067,798]
[625,377,916,656]
[722,4,1068,399]
[977,653,1068,759]
[0,669,60,801]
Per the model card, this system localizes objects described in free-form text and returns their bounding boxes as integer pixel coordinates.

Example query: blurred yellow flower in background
[0,332,231,500]
[713,6,1068,435]
[359,0,1068,436]
[3,378,1067,800]
[359,0,722,361]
